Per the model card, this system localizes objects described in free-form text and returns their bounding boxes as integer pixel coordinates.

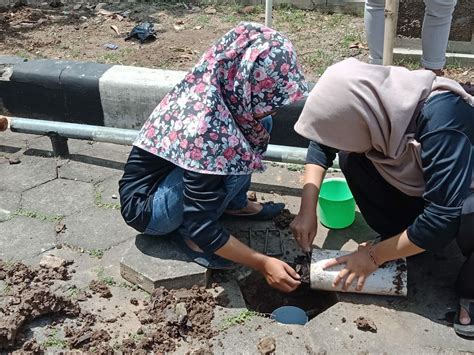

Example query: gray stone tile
[21,179,95,217]
[57,159,122,183]
[59,207,135,251]
[0,155,57,193]
[96,175,121,206]
[120,234,209,293]
[0,191,20,215]
[0,217,56,260]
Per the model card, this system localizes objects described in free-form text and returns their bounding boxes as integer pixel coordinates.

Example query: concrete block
[0,191,20,218]
[60,208,135,250]
[395,37,474,55]
[21,179,95,217]
[99,66,187,129]
[120,234,209,293]
[57,158,122,183]
[0,155,57,193]
[394,48,474,68]
[0,217,55,261]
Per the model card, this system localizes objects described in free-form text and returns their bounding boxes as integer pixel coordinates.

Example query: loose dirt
[354,316,377,333]
[0,258,219,352]
[0,259,79,351]
[0,2,470,83]
[273,209,295,229]
[125,286,217,353]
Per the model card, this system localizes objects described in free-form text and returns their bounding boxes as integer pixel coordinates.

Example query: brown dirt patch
[1,2,469,82]
[0,259,79,351]
[354,316,377,333]
[1,258,220,352]
[124,286,217,353]
[89,279,112,298]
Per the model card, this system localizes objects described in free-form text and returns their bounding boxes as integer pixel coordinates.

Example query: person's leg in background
[364,0,386,65]
[421,0,457,73]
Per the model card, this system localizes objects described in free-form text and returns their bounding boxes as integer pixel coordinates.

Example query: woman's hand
[323,244,379,292]
[259,257,301,293]
[290,212,318,252]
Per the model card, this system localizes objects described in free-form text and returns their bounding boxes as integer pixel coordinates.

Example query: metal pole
[382,0,400,65]
[9,117,340,168]
[265,0,273,28]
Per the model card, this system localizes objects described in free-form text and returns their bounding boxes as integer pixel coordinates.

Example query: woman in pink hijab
[292,58,474,337]
[120,22,308,293]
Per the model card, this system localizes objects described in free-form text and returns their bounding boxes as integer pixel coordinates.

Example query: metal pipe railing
[8,117,339,168]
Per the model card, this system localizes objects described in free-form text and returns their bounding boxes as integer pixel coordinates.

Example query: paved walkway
[1,130,472,353]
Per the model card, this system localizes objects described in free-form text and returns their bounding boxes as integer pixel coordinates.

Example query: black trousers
[339,152,474,298]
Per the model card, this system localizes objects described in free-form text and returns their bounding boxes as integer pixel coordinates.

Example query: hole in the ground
[239,271,337,320]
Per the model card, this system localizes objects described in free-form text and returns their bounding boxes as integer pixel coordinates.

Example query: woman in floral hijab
[119,22,308,292]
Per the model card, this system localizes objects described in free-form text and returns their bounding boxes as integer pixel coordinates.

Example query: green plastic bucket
[317,177,355,229]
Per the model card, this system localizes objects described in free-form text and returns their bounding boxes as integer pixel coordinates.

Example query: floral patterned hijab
[134,22,308,175]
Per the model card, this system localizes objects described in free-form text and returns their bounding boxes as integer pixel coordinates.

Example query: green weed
[42,329,68,349]
[96,267,117,286]
[93,183,121,210]
[13,209,63,223]
[220,310,263,330]
[87,249,104,259]
[286,163,304,172]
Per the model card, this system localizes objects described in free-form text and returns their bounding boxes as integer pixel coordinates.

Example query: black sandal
[454,298,474,338]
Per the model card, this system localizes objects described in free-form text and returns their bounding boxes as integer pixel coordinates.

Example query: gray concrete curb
[0,55,313,148]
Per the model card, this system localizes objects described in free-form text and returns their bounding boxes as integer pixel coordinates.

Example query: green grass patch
[66,285,81,298]
[341,32,360,48]
[394,57,420,70]
[305,49,335,76]
[13,209,63,223]
[1,284,12,296]
[42,329,68,349]
[96,267,117,286]
[286,163,304,172]
[93,183,121,210]
[219,310,263,330]
[87,249,104,259]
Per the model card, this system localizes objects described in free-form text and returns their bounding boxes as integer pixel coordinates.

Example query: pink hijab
[134,22,307,175]
[295,58,473,196]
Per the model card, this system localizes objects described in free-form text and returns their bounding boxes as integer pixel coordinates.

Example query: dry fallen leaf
[110,25,120,36]
[204,7,217,14]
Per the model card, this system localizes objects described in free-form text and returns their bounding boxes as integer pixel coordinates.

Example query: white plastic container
[310,249,407,296]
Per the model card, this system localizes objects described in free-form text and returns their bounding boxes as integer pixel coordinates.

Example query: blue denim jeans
[144,115,272,235]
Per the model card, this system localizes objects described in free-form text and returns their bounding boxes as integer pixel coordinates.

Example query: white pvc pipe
[310,249,407,296]
[265,0,273,28]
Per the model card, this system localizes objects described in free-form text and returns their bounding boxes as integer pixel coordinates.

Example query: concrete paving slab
[57,158,123,183]
[21,178,95,217]
[96,175,121,206]
[59,207,135,251]
[120,234,209,293]
[0,191,20,221]
[0,216,56,260]
[75,141,132,159]
[21,135,94,158]
[0,155,57,193]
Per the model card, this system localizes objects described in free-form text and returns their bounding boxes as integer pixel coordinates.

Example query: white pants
[365,0,457,69]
